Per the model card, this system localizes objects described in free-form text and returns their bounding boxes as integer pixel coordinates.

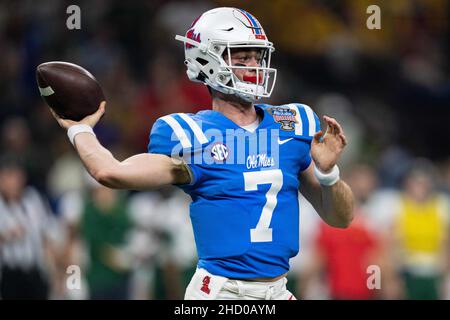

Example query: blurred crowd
[0,0,449,299]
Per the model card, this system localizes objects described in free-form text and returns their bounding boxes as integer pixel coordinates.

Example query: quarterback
[51,7,354,300]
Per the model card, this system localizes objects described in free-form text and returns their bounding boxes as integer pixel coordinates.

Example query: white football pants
[184,268,297,300]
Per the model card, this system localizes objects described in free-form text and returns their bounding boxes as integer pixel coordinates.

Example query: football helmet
[175,7,277,102]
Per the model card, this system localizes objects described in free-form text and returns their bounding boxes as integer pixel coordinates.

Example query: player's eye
[236,55,249,62]
[256,53,263,64]
[237,54,259,63]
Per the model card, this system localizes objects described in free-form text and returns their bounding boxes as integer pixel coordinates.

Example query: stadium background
[0,0,449,299]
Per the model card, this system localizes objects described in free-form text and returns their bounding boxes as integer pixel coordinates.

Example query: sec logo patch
[210,143,228,161]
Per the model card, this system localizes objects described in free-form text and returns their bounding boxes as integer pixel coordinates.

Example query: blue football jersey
[148,103,320,279]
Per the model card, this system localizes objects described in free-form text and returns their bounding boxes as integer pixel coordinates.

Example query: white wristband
[67,124,96,146]
[314,164,340,186]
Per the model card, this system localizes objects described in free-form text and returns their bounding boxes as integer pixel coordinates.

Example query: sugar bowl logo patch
[268,107,297,131]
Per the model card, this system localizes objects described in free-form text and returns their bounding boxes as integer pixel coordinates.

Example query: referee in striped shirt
[0,157,56,299]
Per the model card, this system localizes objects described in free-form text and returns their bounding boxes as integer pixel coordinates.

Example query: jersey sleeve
[148,117,182,156]
[294,103,321,172]
[148,115,202,186]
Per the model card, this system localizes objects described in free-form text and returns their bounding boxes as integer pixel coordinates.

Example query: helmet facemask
[216,43,277,102]
[175,37,277,102]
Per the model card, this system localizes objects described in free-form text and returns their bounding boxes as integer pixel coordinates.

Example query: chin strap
[235,81,265,98]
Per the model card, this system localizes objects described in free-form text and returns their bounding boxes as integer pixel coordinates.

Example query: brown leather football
[36,61,105,121]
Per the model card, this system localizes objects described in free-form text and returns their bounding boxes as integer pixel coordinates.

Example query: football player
[51,7,354,300]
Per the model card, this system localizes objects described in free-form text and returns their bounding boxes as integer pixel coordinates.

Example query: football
[36,61,105,121]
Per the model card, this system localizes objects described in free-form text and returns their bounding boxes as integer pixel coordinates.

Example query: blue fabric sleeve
[298,106,321,172]
[147,118,200,186]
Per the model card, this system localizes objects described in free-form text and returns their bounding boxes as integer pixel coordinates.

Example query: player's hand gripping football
[50,101,106,130]
[310,116,347,173]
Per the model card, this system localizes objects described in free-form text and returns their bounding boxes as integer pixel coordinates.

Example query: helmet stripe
[237,9,255,34]
[238,9,262,35]
[244,11,260,31]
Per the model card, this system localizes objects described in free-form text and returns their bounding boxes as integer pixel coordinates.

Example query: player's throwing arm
[36,62,190,190]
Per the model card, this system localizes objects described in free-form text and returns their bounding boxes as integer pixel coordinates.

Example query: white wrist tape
[67,124,96,146]
[314,164,340,186]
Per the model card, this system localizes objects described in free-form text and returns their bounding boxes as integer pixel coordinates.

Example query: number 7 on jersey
[244,169,283,242]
